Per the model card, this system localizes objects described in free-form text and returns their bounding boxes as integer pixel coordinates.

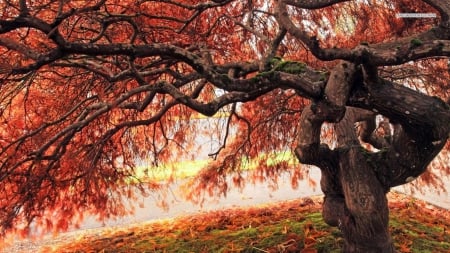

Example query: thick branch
[295,61,356,165]
[421,0,450,24]
[284,0,350,9]
[366,38,450,66]
[349,77,450,187]
[0,38,40,60]
[350,78,450,141]
[295,105,333,167]
[356,111,391,150]
[148,0,233,10]
[160,81,277,116]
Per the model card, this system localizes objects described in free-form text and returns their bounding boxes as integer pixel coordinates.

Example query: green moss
[317,71,329,81]
[56,202,450,253]
[268,56,282,67]
[228,227,258,237]
[257,228,289,248]
[305,213,323,223]
[254,58,308,80]
[410,38,423,47]
[411,238,450,252]
[254,70,276,79]
[274,60,307,74]
[390,214,450,252]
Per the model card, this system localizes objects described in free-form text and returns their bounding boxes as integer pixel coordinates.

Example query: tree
[0,0,449,251]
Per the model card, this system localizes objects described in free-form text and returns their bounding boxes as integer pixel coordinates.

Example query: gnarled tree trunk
[295,62,450,252]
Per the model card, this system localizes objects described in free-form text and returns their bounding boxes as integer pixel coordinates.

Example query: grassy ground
[130,151,298,183]
[38,192,449,253]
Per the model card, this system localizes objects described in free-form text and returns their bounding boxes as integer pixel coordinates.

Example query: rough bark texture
[295,61,449,252]
[335,109,393,252]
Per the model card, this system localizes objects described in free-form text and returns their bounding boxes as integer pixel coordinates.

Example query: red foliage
[0,0,448,239]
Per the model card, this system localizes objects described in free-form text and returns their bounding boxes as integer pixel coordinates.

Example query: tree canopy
[0,0,449,243]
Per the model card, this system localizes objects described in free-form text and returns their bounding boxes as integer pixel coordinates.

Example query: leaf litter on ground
[5,192,450,253]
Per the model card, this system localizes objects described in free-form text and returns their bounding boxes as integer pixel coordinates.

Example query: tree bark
[295,61,450,252]
[349,77,450,187]
[296,106,395,252]
[334,108,394,252]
